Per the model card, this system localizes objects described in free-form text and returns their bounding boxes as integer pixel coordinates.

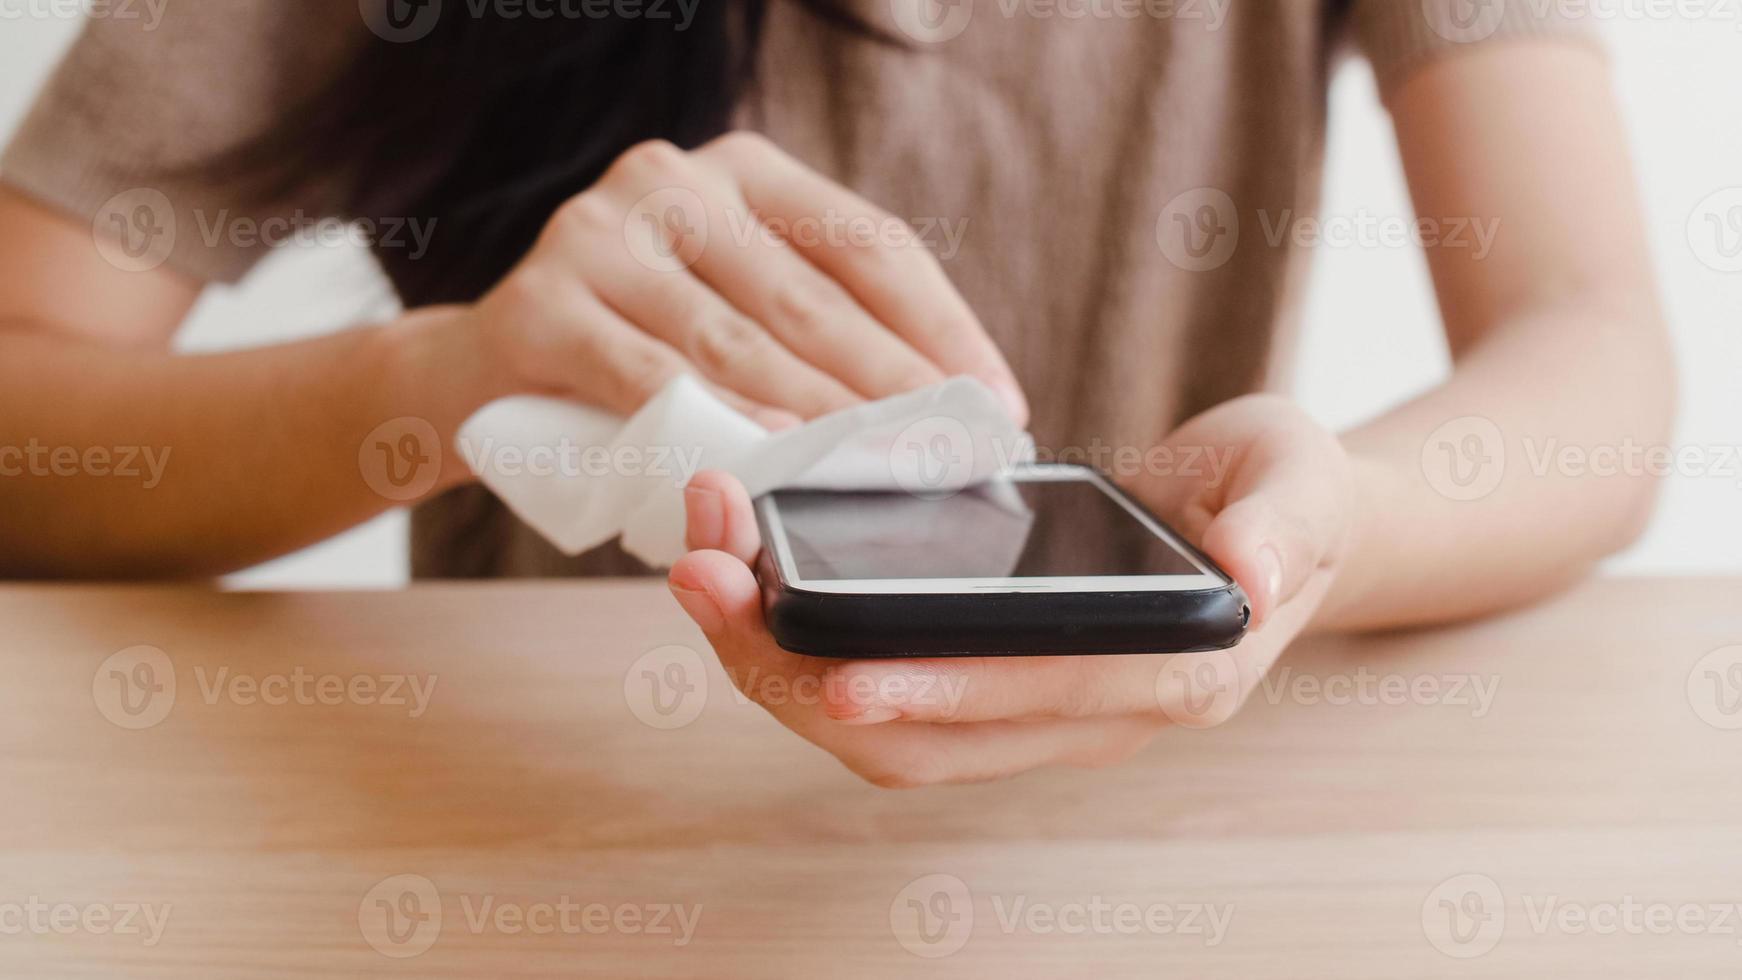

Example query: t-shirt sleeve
[1349,0,1604,102]
[0,0,365,283]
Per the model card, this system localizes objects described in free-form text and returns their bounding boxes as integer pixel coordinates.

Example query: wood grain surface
[1,578,1738,977]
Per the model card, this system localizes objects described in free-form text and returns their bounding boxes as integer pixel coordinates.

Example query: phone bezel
[757,463,1230,595]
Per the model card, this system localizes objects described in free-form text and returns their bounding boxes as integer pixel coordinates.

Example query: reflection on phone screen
[771,479,1204,580]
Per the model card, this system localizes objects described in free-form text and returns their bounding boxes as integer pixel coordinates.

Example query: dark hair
[228,2,893,307]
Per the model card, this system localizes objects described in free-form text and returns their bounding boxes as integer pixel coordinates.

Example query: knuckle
[489,266,588,334]
[857,218,930,269]
[551,193,617,239]
[705,130,781,166]
[687,315,769,377]
[609,138,690,183]
[1231,393,1319,438]
[491,300,596,382]
[1236,391,1297,414]
[491,265,557,316]
[611,346,679,406]
[769,276,852,338]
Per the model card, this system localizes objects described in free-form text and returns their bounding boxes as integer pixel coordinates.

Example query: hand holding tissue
[457,375,1033,568]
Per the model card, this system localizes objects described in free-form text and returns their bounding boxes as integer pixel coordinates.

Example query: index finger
[697,132,1029,425]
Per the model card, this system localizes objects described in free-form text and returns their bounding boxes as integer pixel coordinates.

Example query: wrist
[375,305,522,496]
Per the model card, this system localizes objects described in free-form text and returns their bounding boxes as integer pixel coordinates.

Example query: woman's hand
[457,131,1027,429]
[665,394,1353,787]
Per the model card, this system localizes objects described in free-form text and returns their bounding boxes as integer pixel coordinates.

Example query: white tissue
[455,375,1033,567]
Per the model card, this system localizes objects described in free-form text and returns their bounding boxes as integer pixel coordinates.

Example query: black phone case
[752,480,1251,659]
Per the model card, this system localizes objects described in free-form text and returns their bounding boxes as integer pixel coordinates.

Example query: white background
[2,10,1738,586]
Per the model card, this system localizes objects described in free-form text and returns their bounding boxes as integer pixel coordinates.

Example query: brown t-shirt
[1,0,1593,578]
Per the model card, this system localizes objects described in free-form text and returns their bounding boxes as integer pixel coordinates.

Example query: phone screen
[768,478,1206,581]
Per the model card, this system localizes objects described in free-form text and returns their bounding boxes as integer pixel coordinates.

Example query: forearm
[0,307,504,578]
[1316,295,1675,632]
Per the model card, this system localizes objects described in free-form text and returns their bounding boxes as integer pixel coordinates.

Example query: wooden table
[1,578,1739,977]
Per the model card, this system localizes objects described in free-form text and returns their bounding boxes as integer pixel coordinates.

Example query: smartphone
[752,464,1249,658]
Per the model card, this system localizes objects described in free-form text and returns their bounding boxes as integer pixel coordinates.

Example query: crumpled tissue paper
[455,374,1033,567]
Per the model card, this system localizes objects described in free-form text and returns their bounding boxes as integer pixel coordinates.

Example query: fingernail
[684,484,724,549]
[669,584,724,634]
[836,705,903,726]
[1258,545,1284,607]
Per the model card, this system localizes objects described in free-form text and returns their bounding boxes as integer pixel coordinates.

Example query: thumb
[668,549,763,650]
[1200,460,1349,629]
[666,548,797,685]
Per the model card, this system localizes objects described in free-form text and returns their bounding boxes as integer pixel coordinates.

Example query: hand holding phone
[753,465,1249,657]
[665,394,1353,787]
